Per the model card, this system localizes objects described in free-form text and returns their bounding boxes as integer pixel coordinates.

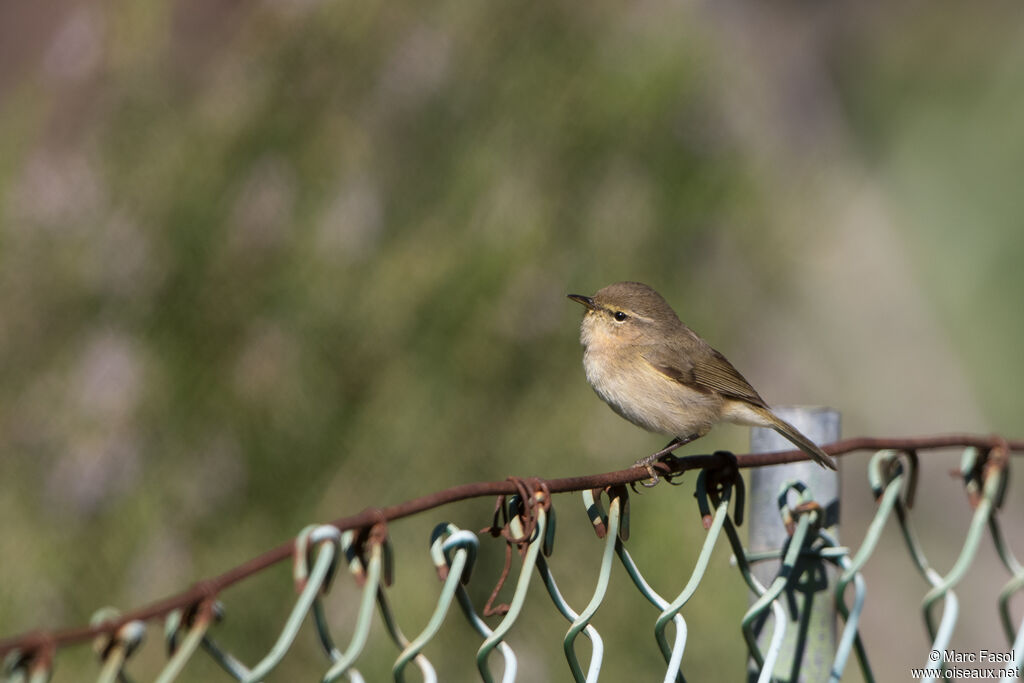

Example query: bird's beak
[567,294,596,310]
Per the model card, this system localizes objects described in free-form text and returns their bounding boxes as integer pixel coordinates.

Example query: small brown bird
[569,282,837,482]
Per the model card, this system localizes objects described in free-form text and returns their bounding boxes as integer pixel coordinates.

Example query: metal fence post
[748,406,840,682]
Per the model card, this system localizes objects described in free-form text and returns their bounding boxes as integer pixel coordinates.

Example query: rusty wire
[0,432,1021,665]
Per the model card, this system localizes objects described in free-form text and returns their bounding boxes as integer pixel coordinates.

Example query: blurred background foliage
[1,1,1023,680]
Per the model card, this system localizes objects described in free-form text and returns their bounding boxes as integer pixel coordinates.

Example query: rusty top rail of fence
[1,432,1020,660]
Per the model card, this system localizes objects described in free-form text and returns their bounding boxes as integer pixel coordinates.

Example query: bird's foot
[632,435,698,488]
[632,448,673,488]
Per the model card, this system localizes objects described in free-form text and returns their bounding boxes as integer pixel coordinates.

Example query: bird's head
[568,281,681,349]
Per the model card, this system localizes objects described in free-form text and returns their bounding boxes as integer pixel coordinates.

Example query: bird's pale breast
[582,346,722,438]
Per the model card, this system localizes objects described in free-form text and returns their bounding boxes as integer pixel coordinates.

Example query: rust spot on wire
[480,477,551,616]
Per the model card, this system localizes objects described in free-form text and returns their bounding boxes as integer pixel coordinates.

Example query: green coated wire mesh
[1,435,1022,682]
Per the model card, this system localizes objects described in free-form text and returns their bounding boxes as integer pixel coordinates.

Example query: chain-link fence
[2,431,1022,682]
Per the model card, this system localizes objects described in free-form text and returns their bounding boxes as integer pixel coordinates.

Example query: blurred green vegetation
[1,1,1023,680]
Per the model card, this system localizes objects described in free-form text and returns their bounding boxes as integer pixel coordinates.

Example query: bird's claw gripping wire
[480,477,552,617]
[626,462,663,491]
[632,436,695,488]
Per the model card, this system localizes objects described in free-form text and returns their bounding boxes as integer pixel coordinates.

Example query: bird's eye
[613,311,628,322]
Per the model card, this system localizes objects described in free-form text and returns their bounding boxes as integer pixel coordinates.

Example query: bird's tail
[753,407,838,470]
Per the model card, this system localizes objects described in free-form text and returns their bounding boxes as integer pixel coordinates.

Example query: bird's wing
[692,349,768,407]
[643,344,768,408]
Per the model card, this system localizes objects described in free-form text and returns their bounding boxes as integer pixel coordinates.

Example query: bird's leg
[633,434,699,487]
